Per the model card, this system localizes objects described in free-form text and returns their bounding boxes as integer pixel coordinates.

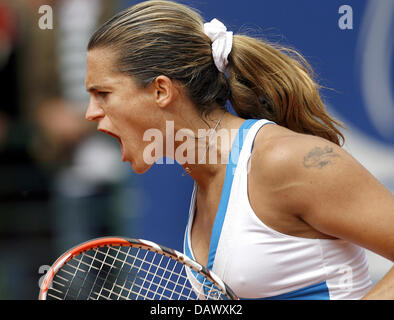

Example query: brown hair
[88,0,344,145]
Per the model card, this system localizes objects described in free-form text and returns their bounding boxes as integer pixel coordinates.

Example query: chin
[128,159,152,174]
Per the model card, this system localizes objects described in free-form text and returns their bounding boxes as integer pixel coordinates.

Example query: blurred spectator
[31,97,93,167]
[0,0,134,299]
[0,0,53,300]
[0,0,18,151]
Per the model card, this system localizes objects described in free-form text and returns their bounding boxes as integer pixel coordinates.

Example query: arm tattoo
[303,146,340,169]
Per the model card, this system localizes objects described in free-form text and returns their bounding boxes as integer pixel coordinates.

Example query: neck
[178,111,245,190]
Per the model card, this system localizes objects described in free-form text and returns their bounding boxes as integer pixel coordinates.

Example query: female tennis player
[84,0,394,300]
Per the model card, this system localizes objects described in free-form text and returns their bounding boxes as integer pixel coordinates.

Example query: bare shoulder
[250,125,394,260]
[250,125,351,188]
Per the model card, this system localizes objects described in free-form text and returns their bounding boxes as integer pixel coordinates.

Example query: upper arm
[255,134,394,261]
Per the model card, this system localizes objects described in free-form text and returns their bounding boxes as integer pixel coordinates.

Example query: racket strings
[88,245,130,300]
[82,247,207,299]
[51,260,185,300]
[46,245,226,300]
[51,247,166,300]
[60,248,193,299]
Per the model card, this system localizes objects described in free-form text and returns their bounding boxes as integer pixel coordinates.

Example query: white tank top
[184,119,372,300]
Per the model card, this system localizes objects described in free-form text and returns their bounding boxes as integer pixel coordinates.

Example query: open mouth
[98,128,125,161]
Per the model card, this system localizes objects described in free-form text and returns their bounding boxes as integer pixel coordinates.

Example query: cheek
[108,91,158,139]
[116,93,150,120]
[103,98,134,129]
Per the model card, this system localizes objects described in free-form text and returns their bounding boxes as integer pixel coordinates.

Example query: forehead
[85,48,124,89]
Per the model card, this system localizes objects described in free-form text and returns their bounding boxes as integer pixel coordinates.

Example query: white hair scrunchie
[204,18,233,73]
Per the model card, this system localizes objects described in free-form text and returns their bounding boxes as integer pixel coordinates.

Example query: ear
[152,76,177,108]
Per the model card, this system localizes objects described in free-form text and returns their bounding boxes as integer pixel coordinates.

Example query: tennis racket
[39,236,238,300]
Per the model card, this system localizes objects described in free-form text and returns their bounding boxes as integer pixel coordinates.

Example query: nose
[85,98,104,122]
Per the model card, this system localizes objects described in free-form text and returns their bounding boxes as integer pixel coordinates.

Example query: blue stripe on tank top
[206,119,259,270]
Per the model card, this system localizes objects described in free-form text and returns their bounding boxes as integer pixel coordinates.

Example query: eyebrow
[86,85,111,93]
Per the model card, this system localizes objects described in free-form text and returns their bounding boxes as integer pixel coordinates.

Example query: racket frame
[39,236,238,300]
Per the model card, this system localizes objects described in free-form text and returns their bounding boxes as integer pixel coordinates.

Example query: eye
[98,91,109,99]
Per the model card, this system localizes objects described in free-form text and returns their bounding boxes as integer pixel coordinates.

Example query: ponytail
[227,35,344,146]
